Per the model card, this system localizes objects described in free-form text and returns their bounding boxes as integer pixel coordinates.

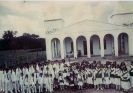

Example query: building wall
[45,20,133,60]
[44,20,64,33]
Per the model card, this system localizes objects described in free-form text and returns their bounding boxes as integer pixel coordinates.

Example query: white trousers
[13,81,18,93]
[39,84,43,92]
[20,84,25,93]
[49,84,53,92]
[31,84,37,93]
[25,85,31,93]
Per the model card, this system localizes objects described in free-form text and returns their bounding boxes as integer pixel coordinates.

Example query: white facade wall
[44,19,64,34]
[45,19,133,60]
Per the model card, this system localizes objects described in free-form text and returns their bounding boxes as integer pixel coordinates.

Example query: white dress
[77,73,83,86]
[121,70,130,90]
[86,69,93,84]
[114,68,121,85]
[110,68,115,84]
[103,68,110,85]
[94,68,103,85]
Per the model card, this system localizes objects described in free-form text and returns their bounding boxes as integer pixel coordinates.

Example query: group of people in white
[0,58,133,93]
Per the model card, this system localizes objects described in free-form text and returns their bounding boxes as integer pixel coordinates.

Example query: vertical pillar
[114,37,118,56]
[87,39,90,58]
[100,37,104,57]
[55,40,57,56]
[60,39,65,59]
[129,35,133,56]
[46,38,52,60]
[52,41,54,58]
[73,38,77,58]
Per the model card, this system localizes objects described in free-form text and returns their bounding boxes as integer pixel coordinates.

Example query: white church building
[44,14,133,60]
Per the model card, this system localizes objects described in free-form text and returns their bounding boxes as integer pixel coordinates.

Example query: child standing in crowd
[58,73,64,90]
[77,69,83,90]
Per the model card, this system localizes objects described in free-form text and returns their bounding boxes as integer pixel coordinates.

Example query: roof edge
[44,19,64,22]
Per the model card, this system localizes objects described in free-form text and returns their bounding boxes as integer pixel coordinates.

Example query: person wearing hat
[93,63,104,90]
[121,67,130,93]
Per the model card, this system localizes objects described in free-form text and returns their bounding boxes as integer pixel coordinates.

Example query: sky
[0,1,133,38]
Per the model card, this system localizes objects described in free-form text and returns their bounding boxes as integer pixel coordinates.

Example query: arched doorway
[104,34,114,56]
[118,33,129,55]
[64,37,74,58]
[51,38,61,59]
[76,36,87,57]
[90,35,100,56]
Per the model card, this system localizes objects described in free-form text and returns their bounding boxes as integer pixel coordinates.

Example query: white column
[114,37,118,56]
[100,38,104,57]
[129,35,133,56]
[52,41,54,58]
[46,38,52,60]
[55,40,57,56]
[73,38,77,58]
[87,39,90,58]
[60,39,65,59]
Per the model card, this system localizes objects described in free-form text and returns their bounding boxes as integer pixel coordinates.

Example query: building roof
[44,19,64,22]
[110,12,133,18]
[48,19,131,35]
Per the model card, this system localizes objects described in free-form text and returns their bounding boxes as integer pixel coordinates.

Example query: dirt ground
[55,89,132,93]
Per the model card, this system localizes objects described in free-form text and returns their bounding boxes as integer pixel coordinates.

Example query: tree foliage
[0,31,46,51]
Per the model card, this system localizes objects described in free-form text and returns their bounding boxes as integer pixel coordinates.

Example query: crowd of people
[0,58,133,93]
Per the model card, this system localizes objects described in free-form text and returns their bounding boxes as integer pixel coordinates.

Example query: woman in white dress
[114,64,121,91]
[77,69,83,90]
[103,64,110,89]
[86,65,93,88]
[121,67,130,93]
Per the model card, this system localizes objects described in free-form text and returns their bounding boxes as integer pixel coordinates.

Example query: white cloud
[0,1,133,38]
